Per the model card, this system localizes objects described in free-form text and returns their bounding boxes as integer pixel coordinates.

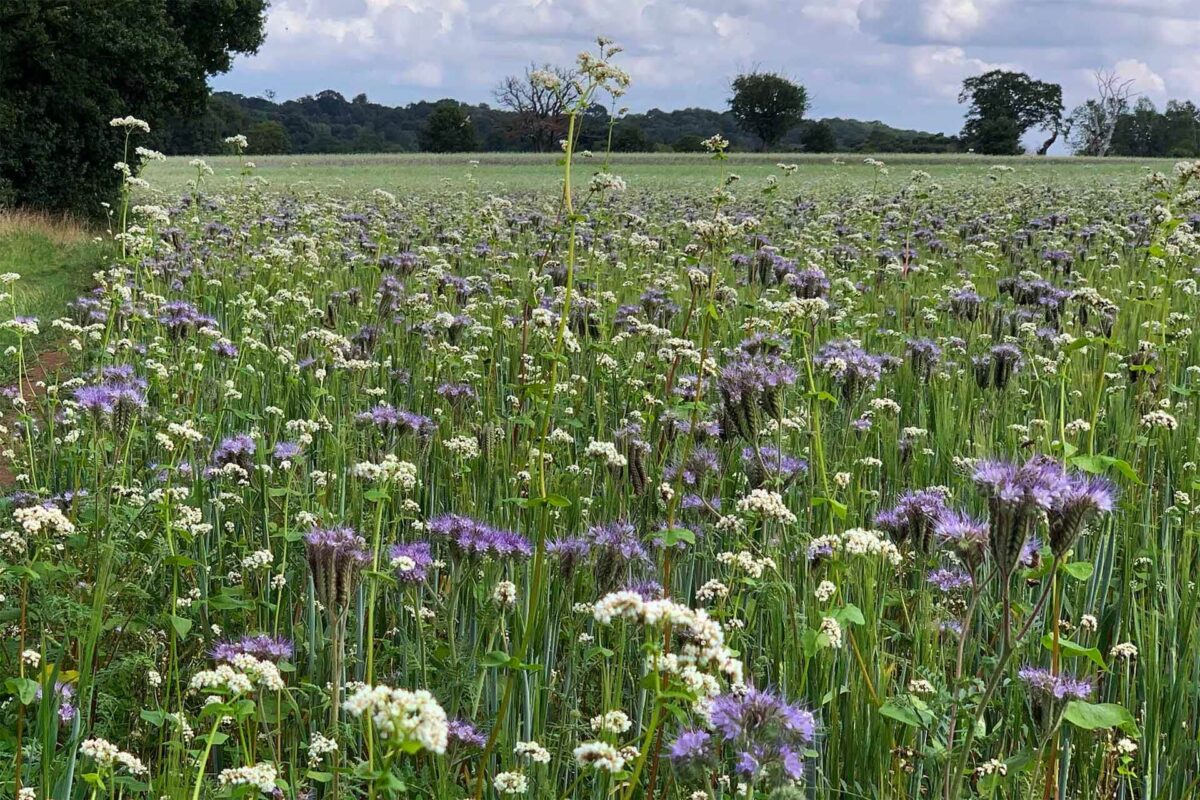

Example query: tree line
[150,87,959,157]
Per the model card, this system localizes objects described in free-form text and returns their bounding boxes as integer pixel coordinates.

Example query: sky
[212,0,1200,138]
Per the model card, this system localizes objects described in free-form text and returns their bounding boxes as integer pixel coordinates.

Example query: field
[3,142,1200,800]
[141,151,1172,196]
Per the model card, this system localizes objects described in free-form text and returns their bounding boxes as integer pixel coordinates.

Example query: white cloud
[908,45,1007,99]
[1112,58,1166,98]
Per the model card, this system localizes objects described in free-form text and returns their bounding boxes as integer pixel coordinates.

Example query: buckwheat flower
[21,649,40,668]
[217,763,277,793]
[590,710,632,734]
[1116,738,1138,755]
[1140,410,1177,431]
[493,771,528,795]
[493,580,518,608]
[110,115,150,132]
[820,616,844,648]
[389,541,434,583]
[574,741,626,772]
[585,439,628,467]
[307,732,338,768]
[18,788,34,800]
[342,685,448,754]
[1079,614,1098,633]
[1110,641,1138,660]
[736,489,796,524]
[908,679,935,695]
[515,740,551,763]
[593,591,645,624]
[814,580,837,603]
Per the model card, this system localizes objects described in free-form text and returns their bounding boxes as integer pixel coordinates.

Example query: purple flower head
[814,339,884,401]
[35,682,76,724]
[874,488,949,554]
[669,729,712,765]
[304,526,370,612]
[1047,474,1116,557]
[974,457,1071,574]
[665,447,720,486]
[427,514,531,560]
[718,354,798,439]
[213,434,256,470]
[742,446,808,489]
[1018,666,1093,700]
[436,381,477,406]
[927,568,973,592]
[272,441,302,461]
[906,337,942,381]
[448,718,487,749]
[211,634,294,663]
[388,541,435,583]
[546,536,592,574]
[624,578,665,601]
[935,511,989,565]
[356,404,436,439]
[708,687,816,785]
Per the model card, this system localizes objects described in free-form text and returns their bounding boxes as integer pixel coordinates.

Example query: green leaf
[363,489,389,503]
[1069,454,1142,485]
[169,615,193,640]
[1062,561,1094,581]
[879,699,929,728]
[659,527,696,547]
[1041,634,1105,670]
[836,603,866,626]
[6,677,40,705]
[545,493,572,508]
[482,650,513,668]
[1063,701,1138,735]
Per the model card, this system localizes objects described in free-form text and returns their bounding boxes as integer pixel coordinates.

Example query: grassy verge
[0,210,107,380]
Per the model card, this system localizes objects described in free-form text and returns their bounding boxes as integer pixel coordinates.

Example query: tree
[729,72,809,151]
[0,0,267,214]
[494,64,581,152]
[418,101,478,152]
[611,123,648,152]
[1068,70,1137,156]
[800,120,837,153]
[958,70,1063,155]
[248,120,291,155]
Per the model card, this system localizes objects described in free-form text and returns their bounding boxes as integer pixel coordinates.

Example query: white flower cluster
[573,741,626,772]
[736,489,797,524]
[189,654,284,695]
[1140,410,1177,431]
[814,580,837,603]
[306,732,339,767]
[217,762,277,793]
[809,528,903,567]
[445,435,481,459]
[13,505,75,537]
[342,685,448,754]
[515,740,551,763]
[716,550,777,578]
[592,591,743,686]
[493,771,528,795]
[590,709,632,734]
[351,454,418,488]
[585,439,627,468]
[80,738,147,775]
[241,549,273,570]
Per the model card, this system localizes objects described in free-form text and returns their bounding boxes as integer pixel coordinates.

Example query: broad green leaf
[1040,634,1105,670]
[1063,701,1138,735]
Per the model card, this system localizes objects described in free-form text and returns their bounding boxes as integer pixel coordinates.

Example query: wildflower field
[4,46,1200,800]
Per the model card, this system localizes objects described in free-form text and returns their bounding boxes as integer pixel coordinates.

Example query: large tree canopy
[958,70,1063,155]
[0,0,267,215]
[729,72,809,151]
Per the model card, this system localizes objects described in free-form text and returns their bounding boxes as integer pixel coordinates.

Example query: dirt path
[0,350,70,487]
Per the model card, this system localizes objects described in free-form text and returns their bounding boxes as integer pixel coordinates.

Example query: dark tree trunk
[1036,129,1058,155]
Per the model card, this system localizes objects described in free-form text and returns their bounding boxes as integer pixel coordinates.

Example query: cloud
[211,0,1200,136]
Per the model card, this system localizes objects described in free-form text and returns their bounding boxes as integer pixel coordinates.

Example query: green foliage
[729,71,809,151]
[959,70,1063,155]
[800,120,837,153]
[247,120,291,155]
[418,101,478,153]
[0,0,266,215]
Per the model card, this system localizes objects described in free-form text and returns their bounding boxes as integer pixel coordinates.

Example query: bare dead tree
[1094,69,1138,156]
[494,64,582,152]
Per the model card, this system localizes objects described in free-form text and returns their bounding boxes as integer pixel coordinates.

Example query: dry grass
[0,208,93,246]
